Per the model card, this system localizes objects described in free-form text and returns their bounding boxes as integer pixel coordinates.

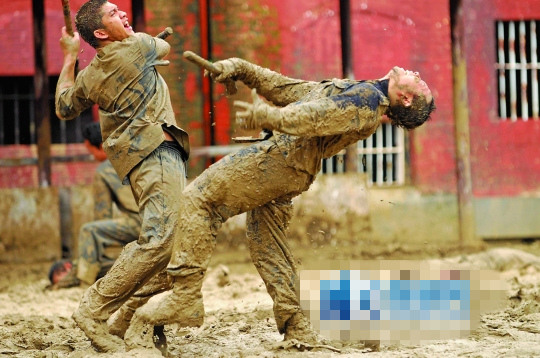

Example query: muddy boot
[283,311,319,345]
[109,271,172,339]
[124,274,205,351]
[108,296,150,338]
[72,304,124,353]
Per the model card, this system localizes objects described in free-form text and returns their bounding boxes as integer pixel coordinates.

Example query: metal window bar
[520,21,529,121]
[498,21,507,118]
[14,86,20,144]
[509,22,517,121]
[321,123,406,186]
[532,21,539,118]
[496,20,540,121]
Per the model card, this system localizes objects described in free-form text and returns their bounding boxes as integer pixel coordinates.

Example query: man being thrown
[123,58,435,350]
[55,0,190,352]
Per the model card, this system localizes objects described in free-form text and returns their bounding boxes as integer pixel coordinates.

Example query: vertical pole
[32,0,51,187]
[200,0,215,166]
[132,0,146,32]
[451,0,476,245]
[340,0,358,173]
[340,0,354,80]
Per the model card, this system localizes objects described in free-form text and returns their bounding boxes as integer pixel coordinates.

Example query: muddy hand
[234,89,264,129]
[59,26,80,58]
[183,51,237,95]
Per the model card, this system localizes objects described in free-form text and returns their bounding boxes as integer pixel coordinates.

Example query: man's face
[52,262,72,284]
[98,2,134,42]
[386,66,433,105]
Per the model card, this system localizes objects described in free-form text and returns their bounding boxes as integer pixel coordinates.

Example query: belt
[158,140,188,161]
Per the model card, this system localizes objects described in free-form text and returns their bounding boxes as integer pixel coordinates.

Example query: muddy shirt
[233,59,389,175]
[56,33,189,181]
[93,160,139,220]
[270,79,389,175]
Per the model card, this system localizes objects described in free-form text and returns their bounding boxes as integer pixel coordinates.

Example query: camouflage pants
[167,138,315,333]
[80,144,186,320]
[76,214,141,285]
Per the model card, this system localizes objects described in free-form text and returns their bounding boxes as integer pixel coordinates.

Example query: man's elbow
[55,108,67,120]
[55,108,63,119]
[55,106,74,121]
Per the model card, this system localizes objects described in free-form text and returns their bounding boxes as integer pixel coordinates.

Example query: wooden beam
[451,0,476,245]
[32,0,51,187]
[340,0,358,173]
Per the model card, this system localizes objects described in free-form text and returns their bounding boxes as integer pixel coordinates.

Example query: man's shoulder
[99,33,152,55]
[130,32,155,48]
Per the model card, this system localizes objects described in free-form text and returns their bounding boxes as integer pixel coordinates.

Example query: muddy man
[123,58,435,351]
[56,0,189,353]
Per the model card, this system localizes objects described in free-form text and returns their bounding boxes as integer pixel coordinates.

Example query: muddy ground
[1,239,539,358]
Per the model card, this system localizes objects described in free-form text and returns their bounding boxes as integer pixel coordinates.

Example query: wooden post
[199,0,215,165]
[132,0,146,33]
[451,0,476,245]
[32,0,51,187]
[340,0,358,172]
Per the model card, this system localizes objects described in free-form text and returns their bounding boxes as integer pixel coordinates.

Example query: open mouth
[124,20,132,31]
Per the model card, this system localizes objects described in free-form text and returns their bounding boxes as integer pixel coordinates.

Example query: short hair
[48,259,71,284]
[387,95,436,130]
[82,122,103,148]
[75,0,108,48]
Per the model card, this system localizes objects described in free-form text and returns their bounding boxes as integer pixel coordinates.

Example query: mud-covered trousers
[77,215,141,285]
[79,144,186,319]
[167,139,315,333]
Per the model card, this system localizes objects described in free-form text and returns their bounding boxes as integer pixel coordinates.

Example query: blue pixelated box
[299,260,506,345]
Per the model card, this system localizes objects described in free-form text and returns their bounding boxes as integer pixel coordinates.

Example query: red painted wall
[0,144,97,188]
[0,0,455,190]
[463,0,540,196]
[4,0,537,198]
[349,1,455,193]
[210,0,455,192]
[0,0,131,76]
[0,0,131,188]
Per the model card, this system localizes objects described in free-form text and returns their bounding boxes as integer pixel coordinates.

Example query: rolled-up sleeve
[55,75,93,120]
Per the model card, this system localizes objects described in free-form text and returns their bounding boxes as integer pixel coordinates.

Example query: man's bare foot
[72,306,124,352]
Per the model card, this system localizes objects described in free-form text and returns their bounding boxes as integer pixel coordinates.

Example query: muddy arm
[213,58,319,106]
[235,89,379,137]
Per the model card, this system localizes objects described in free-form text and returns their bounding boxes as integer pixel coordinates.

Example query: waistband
[158,140,188,162]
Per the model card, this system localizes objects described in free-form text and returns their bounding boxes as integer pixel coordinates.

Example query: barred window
[358,123,405,186]
[0,76,92,145]
[496,20,540,121]
[322,123,406,186]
